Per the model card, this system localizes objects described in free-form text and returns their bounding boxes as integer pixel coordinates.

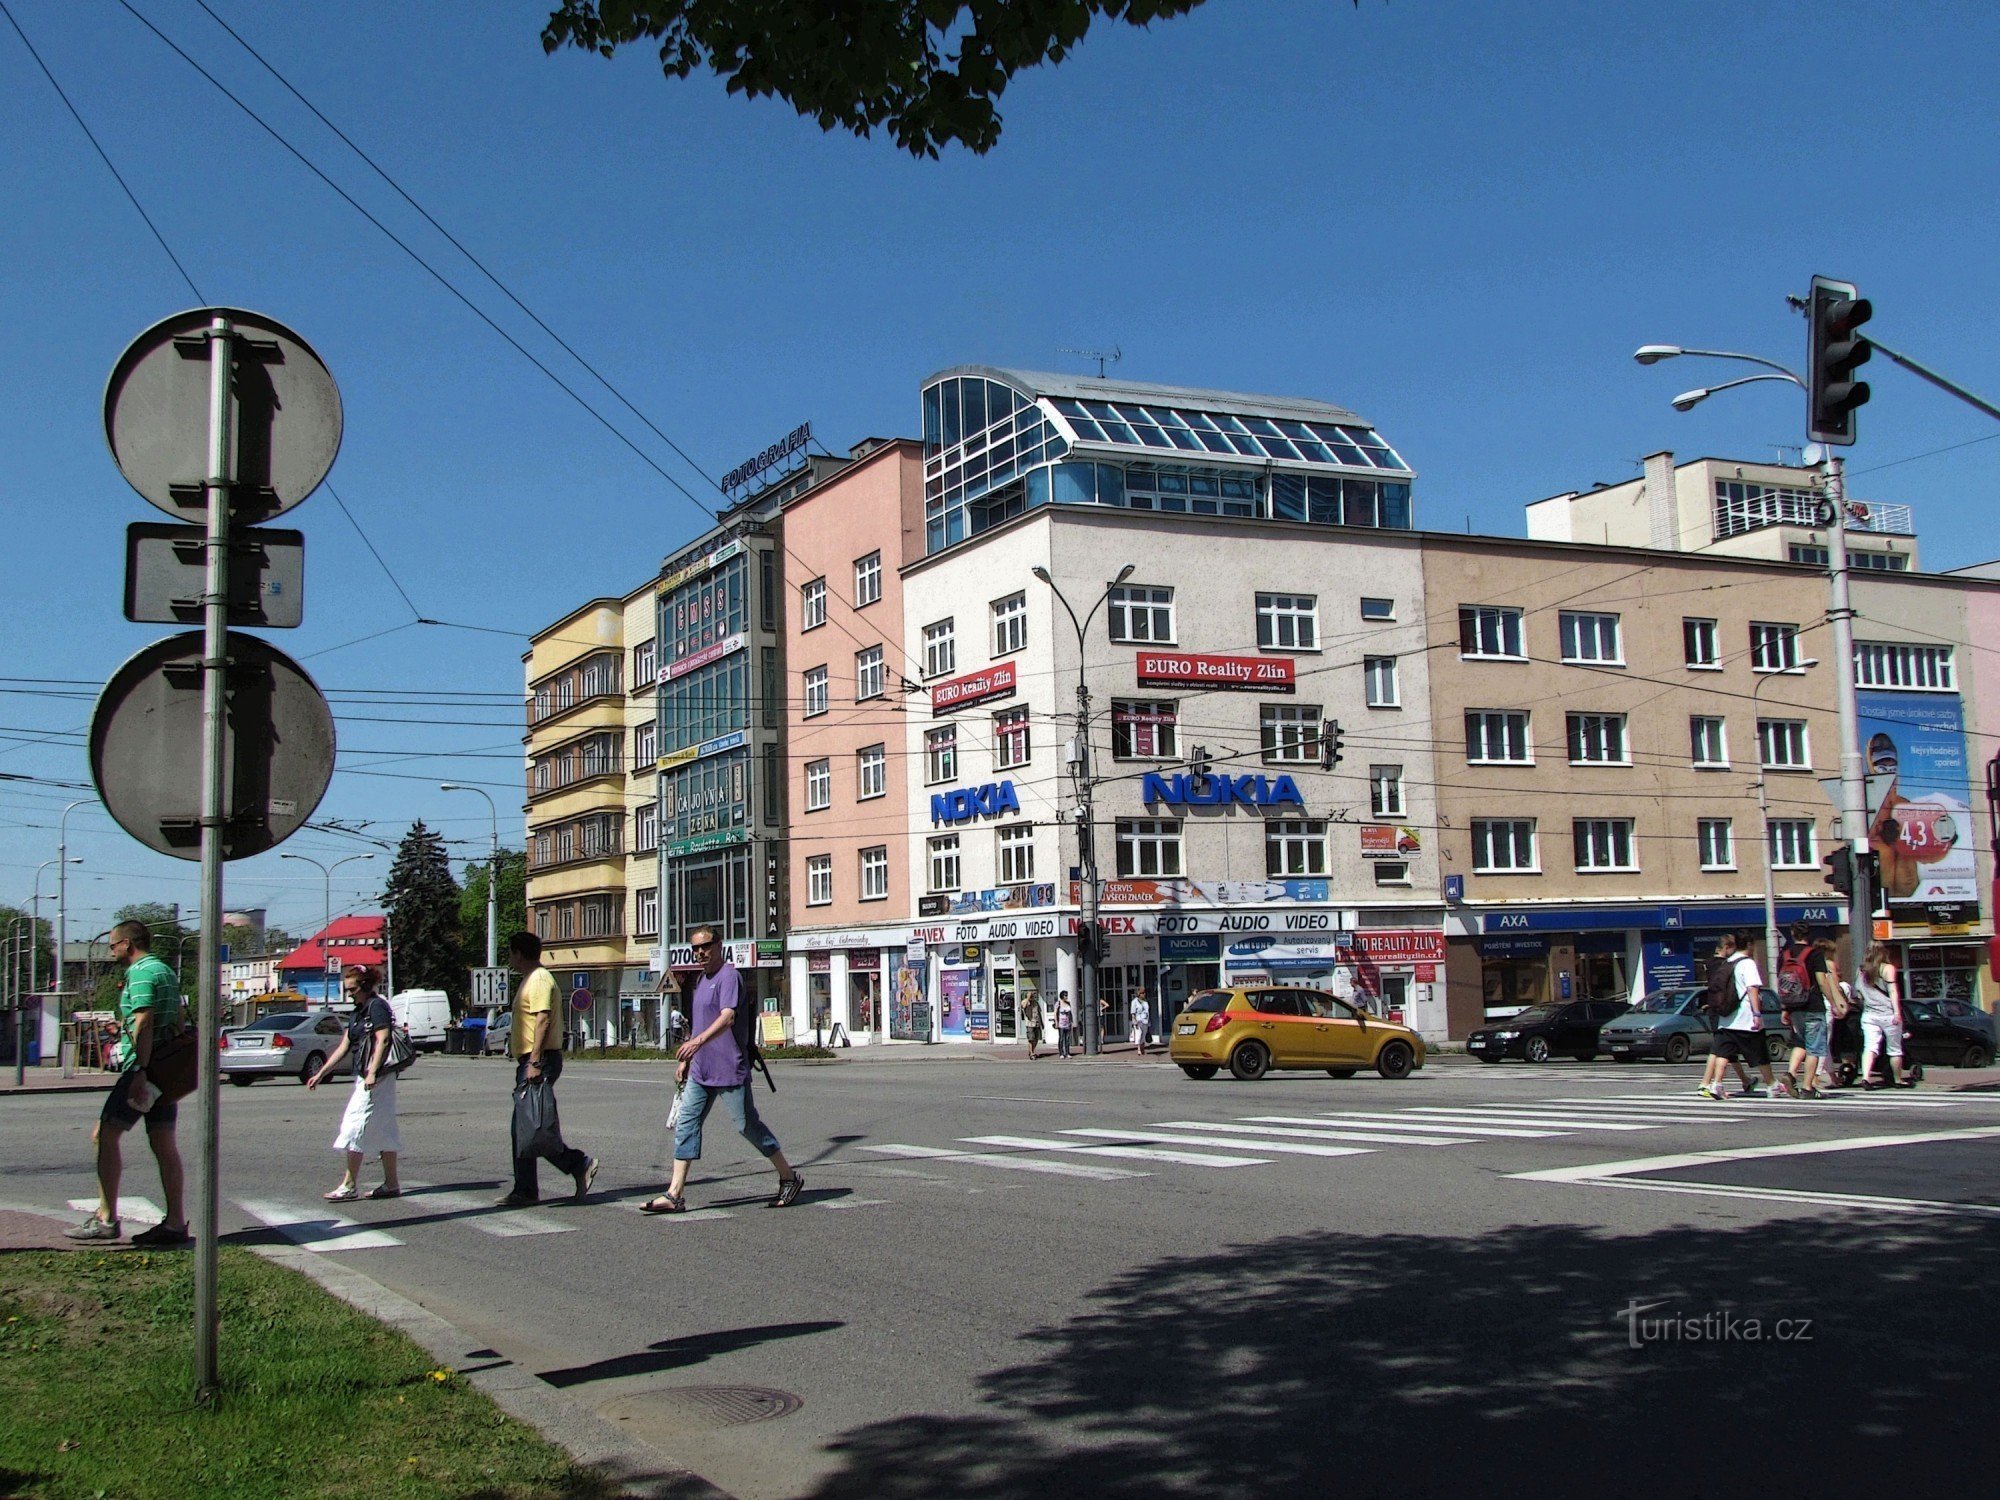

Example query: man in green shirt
[65,919,190,1245]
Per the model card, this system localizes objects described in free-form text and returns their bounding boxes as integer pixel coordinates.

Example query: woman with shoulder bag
[309,965,406,1199]
[1855,943,1915,1090]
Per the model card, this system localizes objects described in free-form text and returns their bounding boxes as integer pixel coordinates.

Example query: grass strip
[0,1248,622,1500]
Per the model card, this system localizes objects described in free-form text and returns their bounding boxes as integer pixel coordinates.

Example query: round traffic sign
[104,307,342,522]
[89,630,336,860]
[571,989,593,1010]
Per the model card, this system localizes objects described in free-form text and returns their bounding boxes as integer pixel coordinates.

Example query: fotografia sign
[723,421,811,497]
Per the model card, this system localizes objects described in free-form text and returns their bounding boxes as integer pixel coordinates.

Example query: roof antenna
[1060,345,1122,378]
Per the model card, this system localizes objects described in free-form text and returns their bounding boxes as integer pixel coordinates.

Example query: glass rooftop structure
[920,366,1415,554]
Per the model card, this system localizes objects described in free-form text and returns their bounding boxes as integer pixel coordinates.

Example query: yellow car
[1168,986,1426,1082]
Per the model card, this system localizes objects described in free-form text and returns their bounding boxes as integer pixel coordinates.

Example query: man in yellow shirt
[498,931,598,1207]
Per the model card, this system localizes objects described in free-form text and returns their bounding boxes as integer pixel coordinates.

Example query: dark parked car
[1467,998,1630,1063]
[1601,989,1795,1065]
[1832,998,1996,1084]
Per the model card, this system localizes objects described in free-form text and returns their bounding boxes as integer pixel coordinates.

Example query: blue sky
[3,0,1996,940]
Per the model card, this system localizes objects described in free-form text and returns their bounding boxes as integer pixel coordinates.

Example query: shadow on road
[800,1215,2000,1499]
[539,1320,846,1389]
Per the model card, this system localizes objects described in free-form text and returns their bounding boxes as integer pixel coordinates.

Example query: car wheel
[1764,1033,1788,1064]
[229,1075,256,1087]
[1326,1068,1359,1079]
[1663,1034,1691,1064]
[1614,1054,1639,1064]
[1376,1041,1416,1080]
[1524,1036,1551,1064]
[1228,1041,1270,1081]
[299,1050,325,1084]
[1961,1043,1992,1070]
[1179,1064,1218,1080]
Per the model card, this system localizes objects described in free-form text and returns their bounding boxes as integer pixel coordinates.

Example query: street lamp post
[56,799,92,1013]
[280,852,377,1003]
[30,859,81,995]
[1637,342,1873,974]
[1753,661,1820,967]
[1031,562,1135,1058]
[441,784,500,969]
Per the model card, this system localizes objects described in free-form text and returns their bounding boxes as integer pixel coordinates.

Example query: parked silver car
[220,1011,354,1085]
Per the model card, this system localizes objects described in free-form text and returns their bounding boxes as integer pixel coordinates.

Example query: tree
[221,922,294,959]
[85,902,195,1009]
[383,822,465,1004]
[542,0,1215,157]
[459,849,528,970]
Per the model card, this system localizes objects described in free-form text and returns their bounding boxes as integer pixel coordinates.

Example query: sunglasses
[690,940,717,952]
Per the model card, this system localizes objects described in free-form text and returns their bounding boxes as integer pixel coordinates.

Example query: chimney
[1642,451,1677,550]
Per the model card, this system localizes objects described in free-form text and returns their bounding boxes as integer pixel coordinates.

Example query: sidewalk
[0,1067,116,1096]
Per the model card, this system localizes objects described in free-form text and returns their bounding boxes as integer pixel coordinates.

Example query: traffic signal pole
[1821,456,1875,975]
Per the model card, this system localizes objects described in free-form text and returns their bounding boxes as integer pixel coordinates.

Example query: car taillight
[272,1035,292,1050]
[217,1035,228,1051]
[1204,1012,1233,1033]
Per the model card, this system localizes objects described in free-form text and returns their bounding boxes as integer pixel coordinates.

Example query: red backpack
[1775,944,1812,1010]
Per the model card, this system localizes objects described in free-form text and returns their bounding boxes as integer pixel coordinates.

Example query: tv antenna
[1060,345,1122,378]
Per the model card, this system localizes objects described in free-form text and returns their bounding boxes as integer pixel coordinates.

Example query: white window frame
[1768,818,1819,870]
[1372,861,1412,887]
[995,705,1031,769]
[1471,819,1537,874]
[1255,592,1319,651]
[1750,621,1802,673]
[1683,617,1721,670]
[1757,718,1811,771]
[1360,597,1395,622]
[1111,700,1179,760]
[924,725,958,785]
[636,887,659,937]
[1698,818,1735,872]
[1369,765,1404,818]
[854,551,882,607]
[856,645,885,701]
[859,845,889,901]
[1107,584,1175,644]
[998,824,1035,886]
[1459,605,1525,660]
[634,719,657,765]
[635,801,658,852]
[803,665,828,717]
[858,743,886,800]
[1853,641,1955,691]
[1265,819,1328,877]
[802,577,827,631]
[1572,818,1638,873]
[1690,716,1729,769]
[806,854,833,906]
[1364,655,1400,708]
[804,757,831,812]
[1559,611,1623,666]
[1116,818,1183,878]
[1566,712,1630,766]
[922,619,956,680]
[1466,710,1532,765]
[927,833,962,893]
[991,592,1028,657]
[633,639,656,684]
[1261,703,1323,764]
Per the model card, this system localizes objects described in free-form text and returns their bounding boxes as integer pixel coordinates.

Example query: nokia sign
[931,780,1022,825]
[1141,772,1305,809]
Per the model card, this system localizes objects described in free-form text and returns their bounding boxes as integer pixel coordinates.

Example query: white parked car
[388,988,452,1052]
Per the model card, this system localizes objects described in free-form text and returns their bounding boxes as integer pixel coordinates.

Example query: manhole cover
[598,1385,802,1440]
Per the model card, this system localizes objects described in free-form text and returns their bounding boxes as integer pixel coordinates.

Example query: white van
[388,988,452,1051]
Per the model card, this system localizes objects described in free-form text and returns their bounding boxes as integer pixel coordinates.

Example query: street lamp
[280,852,376,1003]
[441,783,500,969]
[55,799,92,1011]
[1670,372,1803,412]
[1642,338,1873,979]
[1753,660,1819,968]
[1030,561,1136,1057]
[30,859,82,994]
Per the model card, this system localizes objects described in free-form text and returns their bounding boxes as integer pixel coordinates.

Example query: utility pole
[441,783,499,968]
[1822,458,1875,971]
[56,799,90,1023]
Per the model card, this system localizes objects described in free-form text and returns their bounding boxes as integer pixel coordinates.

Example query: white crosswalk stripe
[1158,1118,1475,1147]
[1396,1108,1662,1131]
[69,1196,161,1226]
[1063,1127,1372,1159]
[863,1143,1148,1180]
[1306,1111,1563,1138]
[963,1134,1268,1167]
[402,1184,574,1238]
[234,1199,403,1252]
[1543,1093,1975,1111]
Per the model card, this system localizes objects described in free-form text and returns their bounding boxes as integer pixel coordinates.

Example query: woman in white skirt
[308,965,403,1199]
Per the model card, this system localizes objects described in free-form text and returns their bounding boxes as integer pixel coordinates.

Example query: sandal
[768,1173,804,1209]
[323,1186,360,1202]
[640,1193,687,1215]
[366,1185,401,1200]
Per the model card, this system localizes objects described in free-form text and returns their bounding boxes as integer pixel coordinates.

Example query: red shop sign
[1135,652,1294,694]
[931,660,1018,713]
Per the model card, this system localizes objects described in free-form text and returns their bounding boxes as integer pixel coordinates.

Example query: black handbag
[143,1021,199,1103]
[379,1027,418,1076]
[512,1075,564,1159]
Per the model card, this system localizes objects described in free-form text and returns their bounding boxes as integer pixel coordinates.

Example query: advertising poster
[939,967,973,1039]
[1856,691,1976,907]
[891,958,931,1042]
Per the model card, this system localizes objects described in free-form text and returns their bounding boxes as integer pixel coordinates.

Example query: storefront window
[1902,944,1978,1003]
[849,959,881,1033]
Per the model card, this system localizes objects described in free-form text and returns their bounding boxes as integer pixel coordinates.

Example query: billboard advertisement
[1856,690,1976,908]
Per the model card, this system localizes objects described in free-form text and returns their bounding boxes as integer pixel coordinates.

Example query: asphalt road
[7,1052,2000,1499]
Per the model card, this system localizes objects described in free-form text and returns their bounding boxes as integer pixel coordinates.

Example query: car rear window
[258,1015,306,1030]
[1184,991,1230,1013]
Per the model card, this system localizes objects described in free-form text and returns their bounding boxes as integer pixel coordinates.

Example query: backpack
[1703,955,1740,1017]
[732,995,776,1091]
[1775,945,1813,1010]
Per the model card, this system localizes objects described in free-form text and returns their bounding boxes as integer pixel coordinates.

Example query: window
[806,855,832,906]
[634,720,657,764]
[1458,605,1524,659]
[1360,597,1395,621]
[635,801,658,852]
[992,592,1027,656]
[1751,621,1801,672]
[1559,611,1622,665]
[856,646,884,701]
[636,887,659,937]
[854,551,882,607]
[1851,551,1909,572]
[1698,819,1734,871]
[1789,544,1830,568]
[1362,655,1400,708]
[998,824,1035,885]
[1261,704,1323,764]
[1757,718,1810,770]
[1714,479,1820,538]
[1256,593,1318,650]
[927,833,961,892]
[1768,819,1818,869]
[802,577,826,630]
[1465,710,1531,764]
[857,743,886,800]
[859,846,888,900]
[1566,712,1629,765]
[1472,819,1537,873]
[633,639,656,684]
[1266,820,1327,877]
[922,619,956,679]
[804,758,831,812]
[1112,700,1178,759]
[1372,861,1411,887]
[995,706,1031,768]
[1573,819,1637,872]
[1683,618,1720,669]
[925,725,958,784]
[1116,819,1183,878]
[1854,642,1955,691]
[1369,765,1404,818]
[1107,584,1175,643]
[1690,716,1729,768]
[803,665,828,717]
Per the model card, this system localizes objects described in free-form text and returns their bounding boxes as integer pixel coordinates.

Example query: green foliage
[382,822,464,1004]
[220,922,295,959]
[112,902,193,973]
[459,848,527,968]
[542,0,1215,156]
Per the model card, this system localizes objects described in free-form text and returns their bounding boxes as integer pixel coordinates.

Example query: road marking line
[1399,1109,1659,1131]
[862,1143,1147,1180]
[234,1199,403,1252]
[1307,1112,1561,1138]
[401,1185,574,1238]
[963,1134,1268,1167]
[1449,1106,1768,1124]
[1063,1128,1371,1159]
[69,1196,162,1226]
[1509,1123,2000,1186]
[1550,1178,2000,1218]
[1166,1118,1473,1147]
[818,1198,894,1209]
[1544,1094,1972,1110]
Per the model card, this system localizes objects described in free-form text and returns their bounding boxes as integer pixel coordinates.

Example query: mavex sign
[1142,772,1305,809]
[932,780,1021,825]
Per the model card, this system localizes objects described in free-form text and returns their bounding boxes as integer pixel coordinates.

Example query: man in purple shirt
[643,925,802,1214]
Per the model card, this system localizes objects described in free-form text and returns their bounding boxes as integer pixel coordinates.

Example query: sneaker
[1697,1085,1723,1100]
[130,1222,192,1249]
[493,1192,538,1208]
[63,1215,120,1242]
[572,1157,599,1201]
[1771,1081,1797,1099]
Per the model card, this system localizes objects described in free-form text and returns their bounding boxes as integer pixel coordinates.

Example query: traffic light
[1322,719,1345,770]
[1808,275,1872,445]
[1823,848,1852,896]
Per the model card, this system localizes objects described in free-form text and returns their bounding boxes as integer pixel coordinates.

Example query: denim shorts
[1791,1015,1830,1059]
[673,1077,782,1162]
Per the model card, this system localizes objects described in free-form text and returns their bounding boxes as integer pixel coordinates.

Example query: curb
[251,1245,730,1500]
[0,1079,118,1097]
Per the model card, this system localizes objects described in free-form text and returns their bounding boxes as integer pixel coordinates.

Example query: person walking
[1771,921,1820,1099]
[644,926,801,1214]
[308,965,403,1200]
[1698,932,1775,1100]
[1856,941,1916,1089]
[1129,992,1152,1056]
[1020,990,1044,1060]
[65,919,190,1246]
[1054,990,1075,1059]
[497,931,598,1207]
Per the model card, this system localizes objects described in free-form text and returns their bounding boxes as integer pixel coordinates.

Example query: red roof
[279,915,387,972]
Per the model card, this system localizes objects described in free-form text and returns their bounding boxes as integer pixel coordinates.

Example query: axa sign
[931,780,1022,825]
[1141,772,1305,810]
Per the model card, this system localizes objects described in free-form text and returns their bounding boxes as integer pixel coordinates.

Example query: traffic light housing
[1322,719,1345,770]
[1808,275,1872,445]
[1823,848,1853,897]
